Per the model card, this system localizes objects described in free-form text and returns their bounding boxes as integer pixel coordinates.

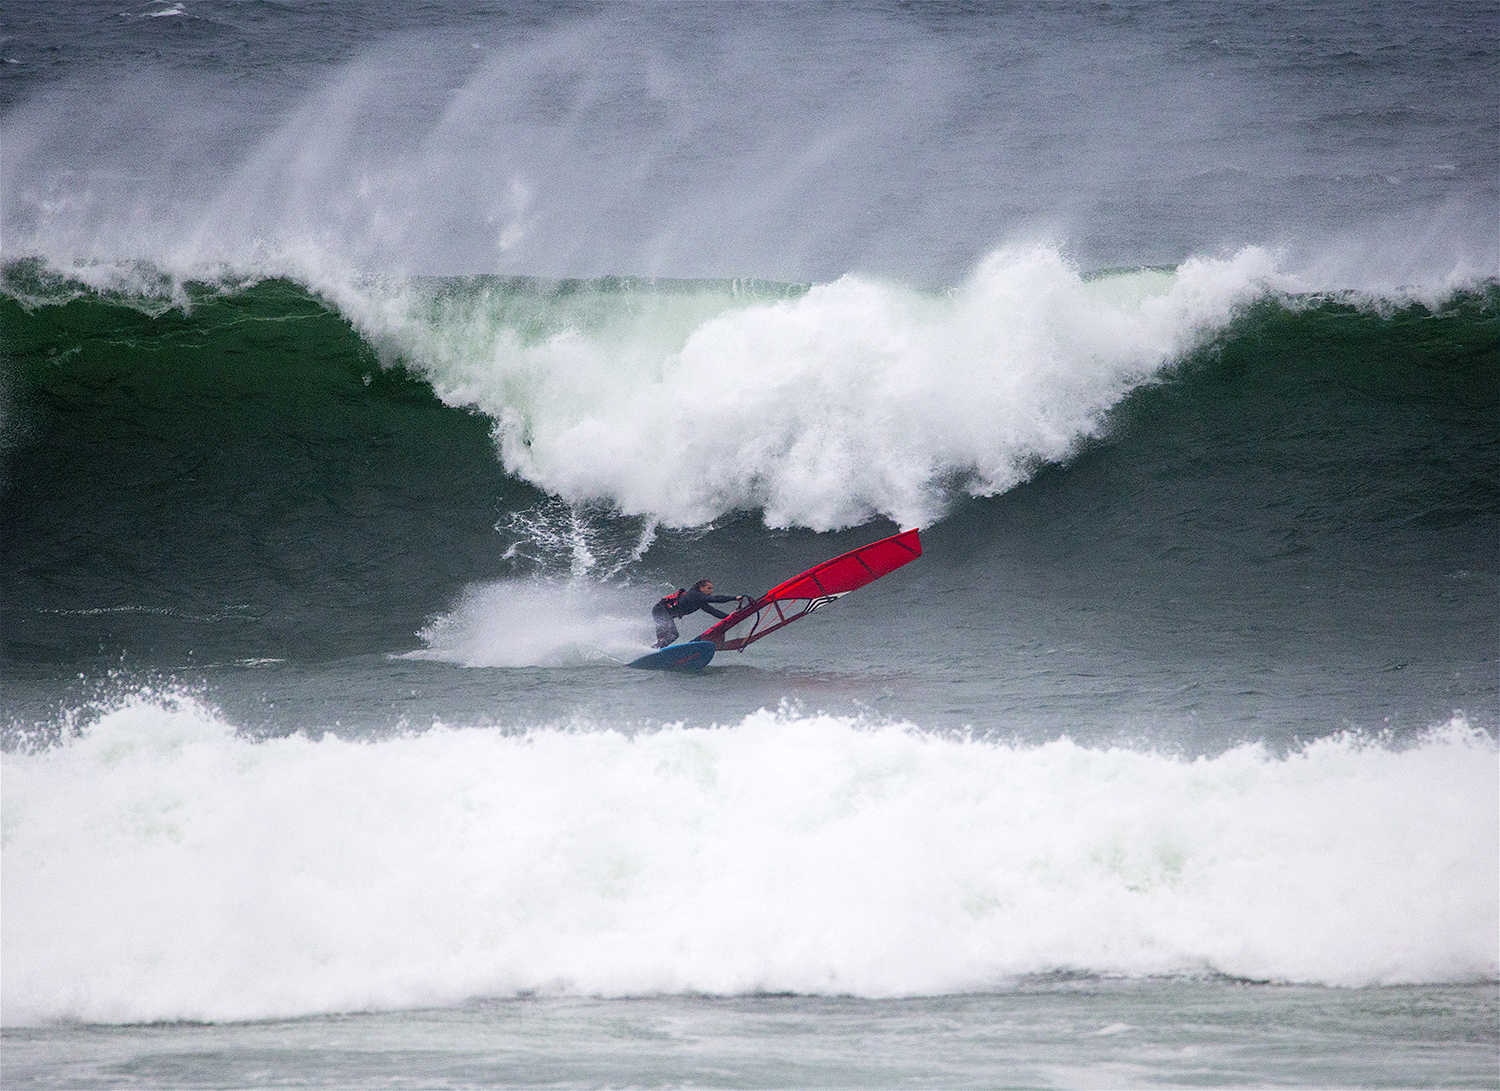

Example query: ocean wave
[4,252,1494,549]
[3,691,1495,1024]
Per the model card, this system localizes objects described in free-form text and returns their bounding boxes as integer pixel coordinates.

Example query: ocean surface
[2,2,1497,1088]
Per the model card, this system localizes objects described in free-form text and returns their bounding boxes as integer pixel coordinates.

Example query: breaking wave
[3,692,1494,1025]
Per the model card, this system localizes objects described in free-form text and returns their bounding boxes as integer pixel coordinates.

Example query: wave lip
[3,696,1495,1025]
[347,243,1286,530]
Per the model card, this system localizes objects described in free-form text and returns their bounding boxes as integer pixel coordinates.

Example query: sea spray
[406,580,653,668]
[4,694,1494,1025]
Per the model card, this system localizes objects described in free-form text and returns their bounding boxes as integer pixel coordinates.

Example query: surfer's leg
[652,604,678,648]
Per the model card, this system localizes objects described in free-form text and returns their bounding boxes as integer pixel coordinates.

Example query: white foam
[329,244,1289,530]
[4,695,1495,1025]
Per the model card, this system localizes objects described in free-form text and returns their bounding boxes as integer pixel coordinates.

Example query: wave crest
[340,244,1285,529]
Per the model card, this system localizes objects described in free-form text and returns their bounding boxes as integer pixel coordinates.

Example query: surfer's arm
[702,593,741,619]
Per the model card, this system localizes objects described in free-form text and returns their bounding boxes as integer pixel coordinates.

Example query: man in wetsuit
[652,579,744,648]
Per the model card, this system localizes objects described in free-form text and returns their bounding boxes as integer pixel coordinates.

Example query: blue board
[628,640,716,672]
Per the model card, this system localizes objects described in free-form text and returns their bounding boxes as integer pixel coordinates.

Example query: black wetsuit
[653,588,737,648]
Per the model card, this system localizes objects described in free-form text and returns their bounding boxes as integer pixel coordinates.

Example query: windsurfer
[652,579,745,648]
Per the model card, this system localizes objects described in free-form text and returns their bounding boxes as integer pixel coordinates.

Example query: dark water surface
[5,984,1498,1089]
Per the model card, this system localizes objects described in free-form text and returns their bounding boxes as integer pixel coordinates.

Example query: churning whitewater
[342,246,1294,530]
[3,693,1495,1025]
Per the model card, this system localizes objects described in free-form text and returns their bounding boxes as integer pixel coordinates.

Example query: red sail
[698,528,922,652]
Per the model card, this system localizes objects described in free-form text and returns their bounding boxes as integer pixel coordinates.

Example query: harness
[658,589,687,615]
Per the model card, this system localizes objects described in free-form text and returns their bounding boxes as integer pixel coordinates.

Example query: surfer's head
[695,578,713,593]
